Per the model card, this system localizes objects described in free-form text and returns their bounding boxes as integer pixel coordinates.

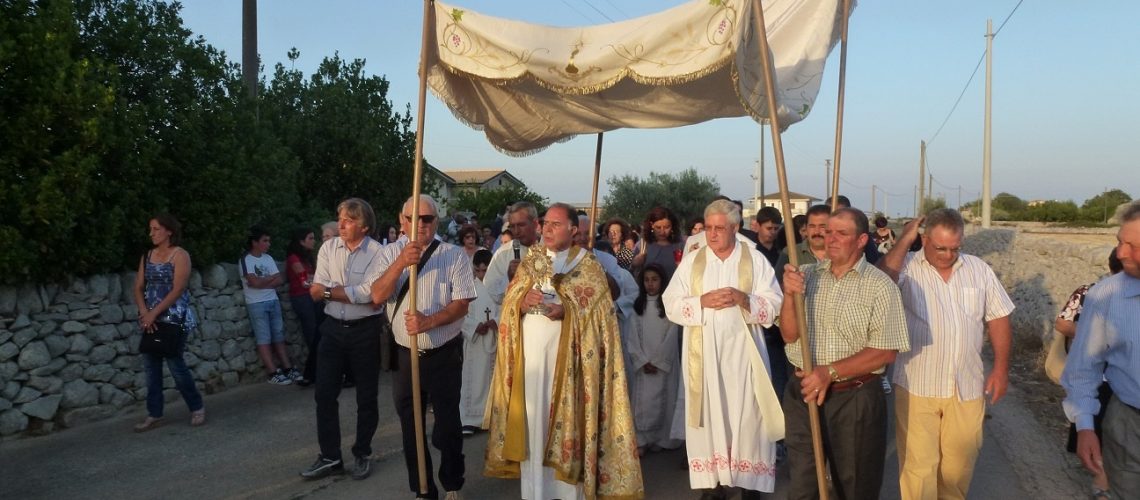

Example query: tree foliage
[451,185,548,228]
[602,168,720,228]
[1080,189,1133,222]
[0,0,420,283]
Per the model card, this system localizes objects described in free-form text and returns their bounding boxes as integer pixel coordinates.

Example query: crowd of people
[129,193,1140,500]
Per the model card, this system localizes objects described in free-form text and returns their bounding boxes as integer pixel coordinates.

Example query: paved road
[1,372,1035,499]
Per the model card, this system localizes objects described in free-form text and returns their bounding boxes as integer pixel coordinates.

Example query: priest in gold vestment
[484,203,644,500]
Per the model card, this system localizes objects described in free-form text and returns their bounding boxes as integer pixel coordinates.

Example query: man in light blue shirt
[1063,201,1140,496]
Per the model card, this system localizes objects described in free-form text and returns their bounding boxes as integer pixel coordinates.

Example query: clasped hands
[699,287,748,310]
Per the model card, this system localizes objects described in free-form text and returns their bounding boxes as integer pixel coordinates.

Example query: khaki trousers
[1103,395,1140,497]
[894,386,985,500]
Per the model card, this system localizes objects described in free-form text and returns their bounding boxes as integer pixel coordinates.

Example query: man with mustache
[775,204,831,287]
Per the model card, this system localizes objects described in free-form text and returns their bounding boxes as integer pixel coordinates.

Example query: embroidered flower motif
[682,303,695,320]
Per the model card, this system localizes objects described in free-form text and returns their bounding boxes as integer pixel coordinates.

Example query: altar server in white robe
[627,262,683,453]
[460,249,498,431]
[664,199,785,499]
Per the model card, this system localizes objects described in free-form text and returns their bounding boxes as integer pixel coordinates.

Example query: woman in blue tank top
[131,214,205,432]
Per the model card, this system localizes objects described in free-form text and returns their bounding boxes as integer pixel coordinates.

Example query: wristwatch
[322,289,332,301]
[828,365,841,382]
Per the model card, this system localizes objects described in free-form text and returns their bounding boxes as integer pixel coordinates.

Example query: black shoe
[351,455,372,480]
[740,489,765,500]
[697,486,727,500]
[300,455,343,479]
[295,378,313,387]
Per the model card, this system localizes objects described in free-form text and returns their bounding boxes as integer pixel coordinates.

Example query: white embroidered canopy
[426,0,852,155]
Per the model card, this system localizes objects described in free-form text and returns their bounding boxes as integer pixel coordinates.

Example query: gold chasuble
[484,246,644,499]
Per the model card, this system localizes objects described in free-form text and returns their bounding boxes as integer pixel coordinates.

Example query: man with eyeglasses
[371,195,477,500]
[484,201,540,306]
[484,203,643,500]
[877,208,1014,500]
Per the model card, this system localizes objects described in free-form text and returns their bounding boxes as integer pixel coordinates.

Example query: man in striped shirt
[1063,201,1140,497]
[780,207,909,500]
[878,208,1014,500]
[371,194,477,500]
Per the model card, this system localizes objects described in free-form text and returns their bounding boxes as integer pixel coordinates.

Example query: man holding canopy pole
[663,199,784,499]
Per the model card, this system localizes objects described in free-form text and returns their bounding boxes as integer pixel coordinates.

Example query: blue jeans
[247,299,285,345]
[142,334,203,418]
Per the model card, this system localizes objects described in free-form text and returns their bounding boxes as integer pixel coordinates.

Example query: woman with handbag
[132,214,205,432]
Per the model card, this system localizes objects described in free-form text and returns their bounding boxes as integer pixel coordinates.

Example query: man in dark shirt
[753,206,784,267]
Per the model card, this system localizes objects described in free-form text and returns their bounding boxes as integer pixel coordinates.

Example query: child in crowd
[625,263,682,455]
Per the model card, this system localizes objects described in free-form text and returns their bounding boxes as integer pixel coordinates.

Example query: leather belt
[403,334,461,359]
[830,373,879,393]
[335,315,380,328]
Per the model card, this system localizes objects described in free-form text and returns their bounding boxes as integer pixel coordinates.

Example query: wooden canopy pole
[408,0,435,494]
[829,0,851,211]
[587,133,604,250]
[750,1,830,498]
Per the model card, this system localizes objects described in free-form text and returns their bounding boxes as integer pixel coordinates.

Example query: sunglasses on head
[403,214,437,224]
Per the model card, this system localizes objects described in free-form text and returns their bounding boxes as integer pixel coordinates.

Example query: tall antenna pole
[871,184,876,214]
[241,0,258,99]
[824,159,832,202]
[918,140,926,216]
[982,18,994,228]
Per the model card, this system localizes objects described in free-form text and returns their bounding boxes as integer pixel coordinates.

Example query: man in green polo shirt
[774,204,831,286]
[779,207,910,500]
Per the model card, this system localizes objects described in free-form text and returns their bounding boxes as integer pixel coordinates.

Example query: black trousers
[394,335,465,499]
[783,375,887,500]
[314,315,381,461]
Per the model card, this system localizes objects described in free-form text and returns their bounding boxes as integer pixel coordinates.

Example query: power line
[926,0,1025,145]
[559,0,599,24]
[600,0,631,19]
[578,0,615,22]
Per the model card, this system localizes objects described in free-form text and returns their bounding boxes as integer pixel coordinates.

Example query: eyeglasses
[402,214,437,224]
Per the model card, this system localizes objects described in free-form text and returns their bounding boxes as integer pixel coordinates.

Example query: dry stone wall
[962,228,1117,347]
[0,262,305,438]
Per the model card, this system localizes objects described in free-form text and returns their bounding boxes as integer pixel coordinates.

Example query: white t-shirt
[240,253,280,304]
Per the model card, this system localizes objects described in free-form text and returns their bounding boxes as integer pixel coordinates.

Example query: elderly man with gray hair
[663,199,784,499]
[1064,201,1140,498]
[878,208,1014,500]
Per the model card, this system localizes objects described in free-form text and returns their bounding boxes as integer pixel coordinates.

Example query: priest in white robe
[663,199,785,499]
[460,249,498,431]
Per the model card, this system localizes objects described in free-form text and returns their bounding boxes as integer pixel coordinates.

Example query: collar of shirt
[816,255,869,279]
[334,236,377,254]
[910,248,963,274]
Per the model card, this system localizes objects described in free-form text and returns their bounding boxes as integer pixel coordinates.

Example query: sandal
[1092,487,1112,499]
[190,409,206,427]
[133,416,163,433]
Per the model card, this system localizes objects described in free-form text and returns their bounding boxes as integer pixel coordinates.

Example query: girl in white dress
[626,263,682,454]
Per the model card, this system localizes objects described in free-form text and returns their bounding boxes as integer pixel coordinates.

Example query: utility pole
[928,174,933,203]
[871,184,876,214]
[958,185,962,210]
[918,140,926,215]
[982,18,994,228]
[824,159,832,202]
[242,0,258,98]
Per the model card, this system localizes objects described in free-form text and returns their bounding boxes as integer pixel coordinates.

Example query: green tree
[922,197,947,215]
[602,168,720,229]
[991,192,1027,218]
[1080,189,1133,222]
[451,185,548,228]
[1024,200,1079,223]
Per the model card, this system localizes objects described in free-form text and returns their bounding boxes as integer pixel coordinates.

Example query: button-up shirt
[785,257,910,372]
[313,236,385,321]
[775,240,822,285]
[378,236,477,350]
[1063,272,1140,430]
[891,251,1015,400]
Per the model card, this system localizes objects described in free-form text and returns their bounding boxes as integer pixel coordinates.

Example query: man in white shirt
[240,226,298,385]
[877,208,1014,500]
[484,202,540,305]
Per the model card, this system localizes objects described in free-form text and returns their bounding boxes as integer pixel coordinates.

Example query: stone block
[69,334,93,354]
[203,264,228,290]
[214,295,235,308]
[30,358,66,376]
[222,371,240,387]
[0,362,17,382]
[16,284,43,314]
[228,355,245,372]
[84,365,115,382]
[69,308,100,321]
[189,270,203,291]
[58,363,83,382]
[14,386,42,404]
[0,409,29,435]
[37,320,58,336]
[0,286,17,315]
[111,371,135,389]
[194,361,218,380]
[61,321,87,334]
[199,320,222,340]
[120,272,136,304]
[183,352,200,368]
[17,341,50,370]
[13,328,37,348]
[225,306,245,322]
[87,275,110,297]
[10,314,31,330]
[44,305,68,316]
[27,376,62,394]
[221,320,243,339]
[20,394,61,420]
[87,343,115,364]
[44,334,70,358]
[221,339,241,359]
[112,339,129,354]
[0,342,17,362]
[122,303,139,321]
[61,379,99,409]
[107,276,122,306]
[0,397,9,411]
[197,340,221,361]
[59,405,115,428]
[98,304,124,324]
[88,324,116,344]
[112,355,138,370]
[0,330,10,344]
[1,381,19,399]
[116,322,135,340]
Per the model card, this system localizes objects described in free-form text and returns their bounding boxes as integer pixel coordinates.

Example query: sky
[178,0,1139,217]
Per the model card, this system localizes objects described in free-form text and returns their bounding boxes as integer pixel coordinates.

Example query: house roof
[444,169,517,185]
[425,165,457,184]
[758,191,820,201]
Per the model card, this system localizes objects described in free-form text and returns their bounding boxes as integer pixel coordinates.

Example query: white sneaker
[268,372,292,385]
[443,491,463,500]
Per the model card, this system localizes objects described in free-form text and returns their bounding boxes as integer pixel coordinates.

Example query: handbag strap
[391,239,441,316]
